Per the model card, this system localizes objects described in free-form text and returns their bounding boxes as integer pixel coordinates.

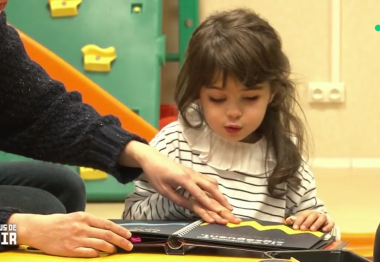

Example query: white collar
[178,105,277,174]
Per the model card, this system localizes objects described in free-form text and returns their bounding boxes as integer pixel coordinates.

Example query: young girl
[123,8,339,238]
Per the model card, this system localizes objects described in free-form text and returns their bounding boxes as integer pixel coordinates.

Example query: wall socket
[307,82,345,104]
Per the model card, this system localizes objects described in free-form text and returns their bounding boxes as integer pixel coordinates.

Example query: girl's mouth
[225,126,242,134]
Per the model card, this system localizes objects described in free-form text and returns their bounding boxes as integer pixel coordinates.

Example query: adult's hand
[120,141,232,214]
[187,196,241,225]
[8,212,133,258]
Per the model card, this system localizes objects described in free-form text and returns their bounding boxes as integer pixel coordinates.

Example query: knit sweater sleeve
[0,11,146,183]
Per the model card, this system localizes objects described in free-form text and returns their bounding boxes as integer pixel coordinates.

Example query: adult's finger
[87,227,133,252]
[159,186,189,208]
[219,210,241,224]
[84,214,131,239]
[201,174,219,185]
[207,211,228,225]
[179,178,226,214]
[192,204,216,223]
[72,247,100,258]
[204,197,240,224]
[83,238,117,254]
[196,176,233,211]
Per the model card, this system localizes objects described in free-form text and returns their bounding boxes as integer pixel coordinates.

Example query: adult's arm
[0,11,146,183]
[0,11,148,252]
[0,11,232,255]
[124,124,197,220]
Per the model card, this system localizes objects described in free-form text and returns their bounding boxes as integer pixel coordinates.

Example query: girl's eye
[245,96,259,101]
[208,97,225,103]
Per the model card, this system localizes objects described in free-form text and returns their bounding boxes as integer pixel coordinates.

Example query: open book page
[111,220,194,237]
[180,219,331,250]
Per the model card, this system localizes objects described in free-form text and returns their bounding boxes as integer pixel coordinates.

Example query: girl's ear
[269,93,275,104]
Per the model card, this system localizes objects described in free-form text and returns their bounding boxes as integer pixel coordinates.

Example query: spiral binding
[174,219,203,236]
[167,219,203,250]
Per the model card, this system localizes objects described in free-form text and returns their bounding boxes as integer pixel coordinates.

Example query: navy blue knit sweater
[0,11,147,250]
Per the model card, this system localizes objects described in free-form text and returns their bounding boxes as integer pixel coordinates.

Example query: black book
[110,218,341,255]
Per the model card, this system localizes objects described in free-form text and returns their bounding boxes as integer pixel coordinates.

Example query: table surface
[0,246,285,262]
[0,251,276,262]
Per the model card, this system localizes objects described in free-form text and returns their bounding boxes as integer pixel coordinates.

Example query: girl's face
[199,75,273,143]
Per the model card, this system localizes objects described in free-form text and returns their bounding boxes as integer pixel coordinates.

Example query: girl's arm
[123,124,197,220]
[285,164,340,238]
[123,176,195,220]
[286,165,327,215]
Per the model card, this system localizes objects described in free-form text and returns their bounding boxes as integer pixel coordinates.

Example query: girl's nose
[226,107,242,119]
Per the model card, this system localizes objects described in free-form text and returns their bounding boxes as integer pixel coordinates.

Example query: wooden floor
[85,168,380,233]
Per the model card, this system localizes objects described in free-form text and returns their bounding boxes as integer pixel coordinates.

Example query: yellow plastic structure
[132,5,142,13]
[81,44,117,72]
[79,167,108,180]
[49,0,82,18]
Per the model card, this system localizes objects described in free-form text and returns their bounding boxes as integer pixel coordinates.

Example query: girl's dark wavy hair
[174,8,310,197]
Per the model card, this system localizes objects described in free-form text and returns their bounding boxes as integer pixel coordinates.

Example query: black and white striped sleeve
[122,123,195,220]
[285,164,341,238]
[286,164,327,216]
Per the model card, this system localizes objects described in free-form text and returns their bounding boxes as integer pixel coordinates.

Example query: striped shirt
[123,120,331,227]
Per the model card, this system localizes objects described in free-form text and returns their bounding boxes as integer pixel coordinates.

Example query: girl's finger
[300,212,319,230]
[285,216,297,225]
[292,213,308,230]
[322,219,335,232]
[310,214,327,231]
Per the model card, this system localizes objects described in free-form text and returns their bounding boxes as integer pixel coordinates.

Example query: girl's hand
[285,210,335,232]
[187,196,241,225]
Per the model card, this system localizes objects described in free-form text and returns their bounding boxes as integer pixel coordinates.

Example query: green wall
[3,0,165,202]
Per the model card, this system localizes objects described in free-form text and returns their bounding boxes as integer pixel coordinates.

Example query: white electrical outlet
[307,82,345,104]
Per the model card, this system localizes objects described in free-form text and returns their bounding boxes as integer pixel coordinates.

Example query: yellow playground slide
[17,29,158,142]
